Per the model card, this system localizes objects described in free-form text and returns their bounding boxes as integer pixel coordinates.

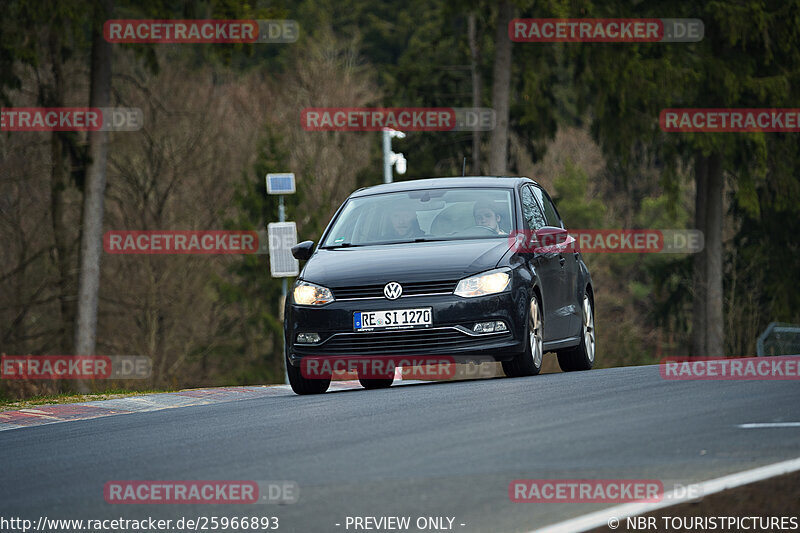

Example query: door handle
[559,256,566,267]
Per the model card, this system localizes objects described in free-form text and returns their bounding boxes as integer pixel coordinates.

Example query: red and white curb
[0,372,423,432]
[0,386,284,431]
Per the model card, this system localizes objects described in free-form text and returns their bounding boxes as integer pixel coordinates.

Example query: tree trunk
[705,152,725,355]
[691,153,707,355]
[74,0,113,392]
[488,2,513,176]
[692,151,725,356]
[468,13,482,175]
[51,135,74,355]
[47,29,76,357]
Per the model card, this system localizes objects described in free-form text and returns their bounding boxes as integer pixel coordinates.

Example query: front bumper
[285,291,527,366]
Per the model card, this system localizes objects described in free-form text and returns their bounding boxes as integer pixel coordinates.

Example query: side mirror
[535,227,568,249]
[291,240,315,260]
[510,227,570,255]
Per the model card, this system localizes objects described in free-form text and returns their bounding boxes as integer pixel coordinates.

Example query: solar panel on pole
[266,173,296,195]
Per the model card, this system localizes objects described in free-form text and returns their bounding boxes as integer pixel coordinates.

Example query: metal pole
[383,129,392,183]
[279,195,289,385]
[282,277,288,385]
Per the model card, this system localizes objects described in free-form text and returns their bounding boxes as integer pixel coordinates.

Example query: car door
[532,185,581,339]
[520,184,569,341]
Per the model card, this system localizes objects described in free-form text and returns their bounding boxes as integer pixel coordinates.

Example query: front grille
[332,280,457,300]
[295,327,509,355]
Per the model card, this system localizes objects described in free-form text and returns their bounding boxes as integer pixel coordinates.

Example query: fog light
[296,332,321,344]
[473,322,495,333]
[473,321,507,334]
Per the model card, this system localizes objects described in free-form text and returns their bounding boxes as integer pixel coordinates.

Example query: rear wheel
[502,294,543,377]
[557,293,595,372]
[287,353,330,395]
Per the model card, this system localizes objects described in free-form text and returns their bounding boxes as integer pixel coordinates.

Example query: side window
[532,186,562,228]
[520,186,546,230]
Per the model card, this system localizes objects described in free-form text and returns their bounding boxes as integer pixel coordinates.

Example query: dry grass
[0,389,173,411]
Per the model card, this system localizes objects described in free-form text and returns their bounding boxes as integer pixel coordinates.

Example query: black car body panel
[301,239,510,287]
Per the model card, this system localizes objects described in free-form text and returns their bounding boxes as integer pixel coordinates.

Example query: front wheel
[557,293,595,372]
[358,369,394,390]
[287,353,330,395]
[502,295,543,377]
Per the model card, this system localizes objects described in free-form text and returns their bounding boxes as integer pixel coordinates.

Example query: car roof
[349,176,537,197]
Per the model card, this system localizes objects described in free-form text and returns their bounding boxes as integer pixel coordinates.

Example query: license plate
[354,308,432,331]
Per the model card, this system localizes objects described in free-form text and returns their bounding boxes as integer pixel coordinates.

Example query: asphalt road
[2,363,799,532]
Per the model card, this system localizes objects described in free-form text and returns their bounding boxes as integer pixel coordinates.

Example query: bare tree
[692,153,707,355]
[272,28,378,235]
[101,56,271,387]
[488,2,514,176]
[691,151,724,356]
[704,152,725,355]
[468,13,482,174]
[74,0,113,392]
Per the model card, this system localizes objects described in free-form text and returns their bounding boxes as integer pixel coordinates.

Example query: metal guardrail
[756,322,800,356]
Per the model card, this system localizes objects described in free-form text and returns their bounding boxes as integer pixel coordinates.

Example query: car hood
[301,239,511,286]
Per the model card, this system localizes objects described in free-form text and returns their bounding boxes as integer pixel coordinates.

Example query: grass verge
[0,389,175,411]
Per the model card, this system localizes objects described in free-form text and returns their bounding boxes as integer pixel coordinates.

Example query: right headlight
[454,269,511,298]
[293,281,334,306]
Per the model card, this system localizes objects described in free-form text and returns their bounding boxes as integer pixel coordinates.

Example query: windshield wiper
[323,238,451,248]
[370,238,453,245]
[320,242,363,249]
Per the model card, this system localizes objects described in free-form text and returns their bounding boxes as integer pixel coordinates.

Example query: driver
[472,200,506,234]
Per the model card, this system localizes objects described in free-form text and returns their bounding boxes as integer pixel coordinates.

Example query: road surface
[2,363,799,532]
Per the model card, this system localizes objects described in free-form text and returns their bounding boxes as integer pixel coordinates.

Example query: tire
[557,293,596,372]
[287,353,330,395]
[358,370,394,390]
[502,294,544,377]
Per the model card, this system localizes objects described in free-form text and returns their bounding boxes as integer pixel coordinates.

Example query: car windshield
[321,187,515,247]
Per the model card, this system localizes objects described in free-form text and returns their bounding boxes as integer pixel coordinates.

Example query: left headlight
[454,269,511,298]
[293,281,335,306]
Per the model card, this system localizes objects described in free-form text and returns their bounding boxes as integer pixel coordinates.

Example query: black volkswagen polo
[285,177,595,394]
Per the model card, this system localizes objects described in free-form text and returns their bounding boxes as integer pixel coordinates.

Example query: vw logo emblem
[384,282,403,300]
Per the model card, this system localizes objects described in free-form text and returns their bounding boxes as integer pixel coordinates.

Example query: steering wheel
[454,225,499,237]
